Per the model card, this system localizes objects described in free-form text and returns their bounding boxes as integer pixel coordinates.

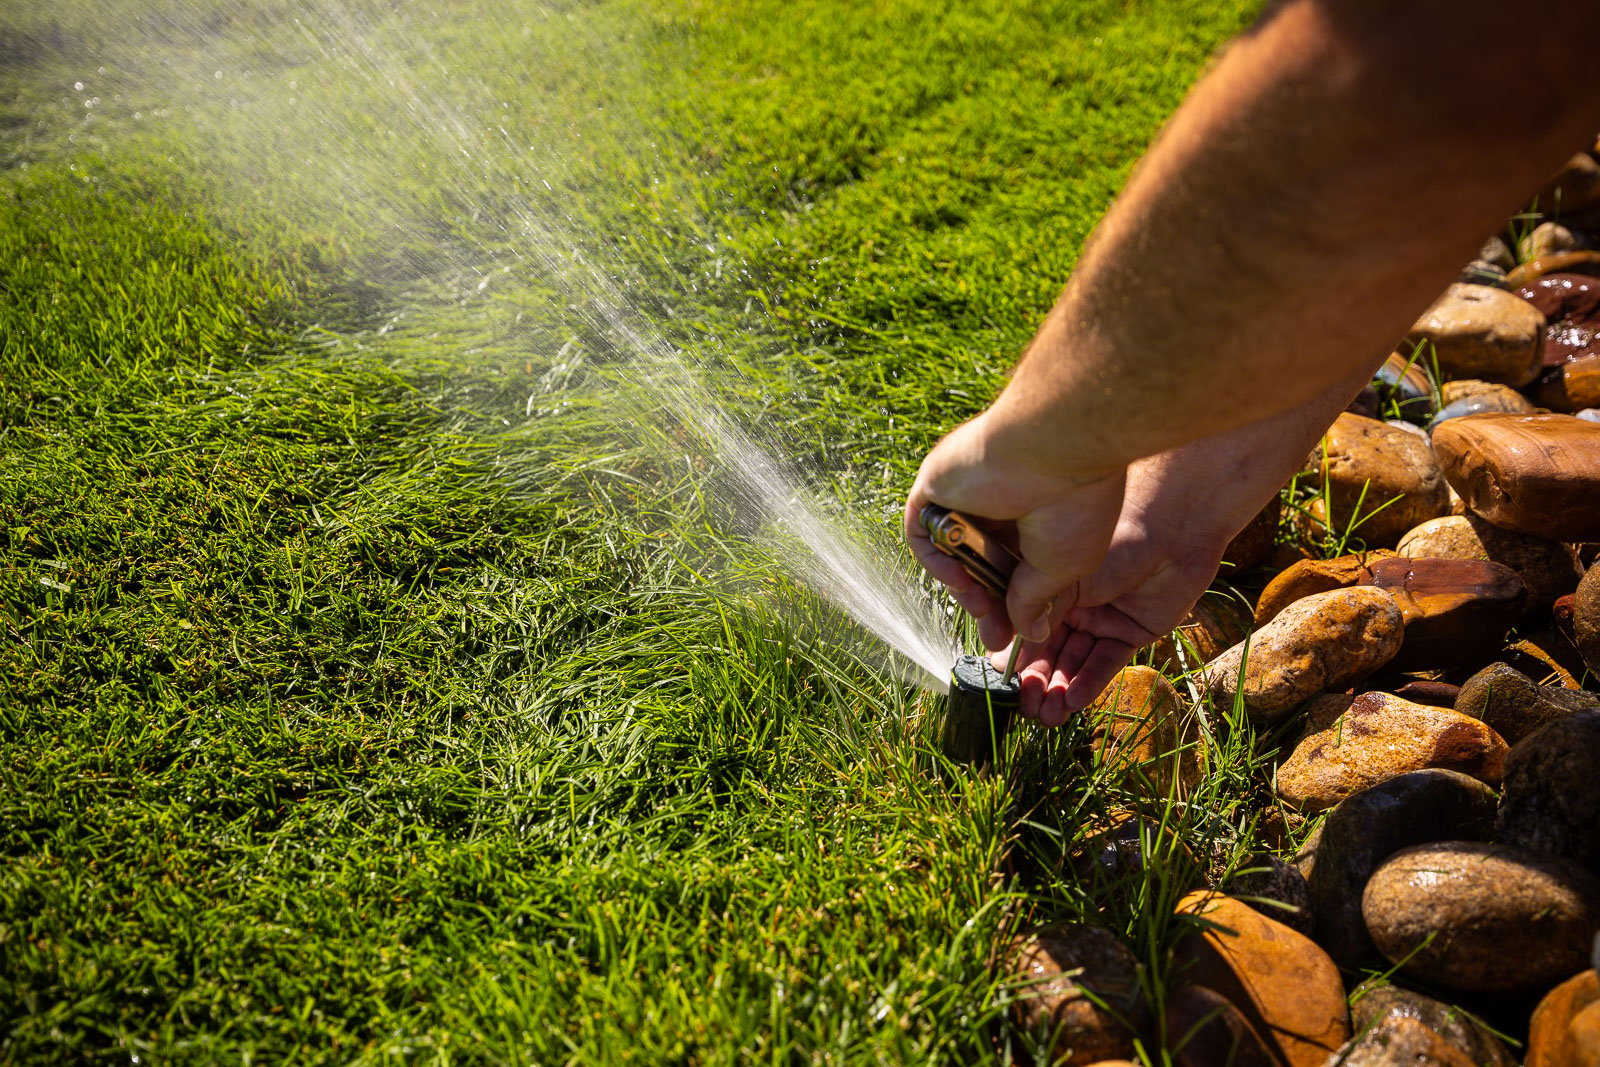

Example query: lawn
[1,1,1266,1061]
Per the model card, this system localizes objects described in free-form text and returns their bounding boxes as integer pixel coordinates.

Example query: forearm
[1119,363,1374,555]
[990,0,1600,479]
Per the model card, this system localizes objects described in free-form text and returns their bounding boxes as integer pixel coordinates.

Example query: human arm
[910,0,1600,647]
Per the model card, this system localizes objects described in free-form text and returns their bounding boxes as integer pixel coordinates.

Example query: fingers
[1005,472,1127,642]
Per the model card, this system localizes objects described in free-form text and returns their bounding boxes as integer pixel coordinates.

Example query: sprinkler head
[943,652,1020,764]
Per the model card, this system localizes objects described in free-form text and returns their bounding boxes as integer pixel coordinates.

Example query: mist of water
[34,0,957,688]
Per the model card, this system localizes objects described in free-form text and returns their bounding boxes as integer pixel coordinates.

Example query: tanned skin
[906,0,1600,723]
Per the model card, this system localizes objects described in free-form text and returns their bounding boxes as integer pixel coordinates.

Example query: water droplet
[73,81,83,91]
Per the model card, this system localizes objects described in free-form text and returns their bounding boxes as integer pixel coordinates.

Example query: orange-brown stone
[1253,551,1393,626]
[1357,556,1527,670]
[1085,667,1204,799]
[1171,892,1348,1067]
[1528,969,1599,1067]
[1431,413,1600,541]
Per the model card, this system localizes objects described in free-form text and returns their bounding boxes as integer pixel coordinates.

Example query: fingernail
[1025,612,1051,642]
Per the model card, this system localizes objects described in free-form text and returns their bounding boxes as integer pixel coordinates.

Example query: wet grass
[1,0,1271,1062]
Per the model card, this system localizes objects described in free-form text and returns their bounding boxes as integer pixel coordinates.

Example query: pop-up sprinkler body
[944,653,1020,764]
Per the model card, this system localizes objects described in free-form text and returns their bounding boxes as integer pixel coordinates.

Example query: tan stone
[1253,551,1393,626]
[1008,923,1145,1066]
[1432,412,1600,541]
[1523,220,1588,261]
[1304,413,1450,547]
[1528,970,1599,1067]
[1205,588,1403,728]
[1085,667,1204,799]
[1304,770,1497,968]
[1362,841,1600,993]
[1407,283,1545,386]
[1276,692,1508,812]
[1397,513,1581,609]
[1171,891,1348,1067]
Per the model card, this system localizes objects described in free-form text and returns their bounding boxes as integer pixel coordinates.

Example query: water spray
[919,505,1024,763]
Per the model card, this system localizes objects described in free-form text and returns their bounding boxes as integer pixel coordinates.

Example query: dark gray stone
[1306,769,1498,969]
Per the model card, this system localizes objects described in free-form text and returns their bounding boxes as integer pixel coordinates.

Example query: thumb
[1005,472,1127,642]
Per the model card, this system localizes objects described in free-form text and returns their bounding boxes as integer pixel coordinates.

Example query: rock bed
[1005,149,1600,1065]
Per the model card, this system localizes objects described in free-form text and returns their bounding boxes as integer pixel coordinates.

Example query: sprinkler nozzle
[943,653,1020,764]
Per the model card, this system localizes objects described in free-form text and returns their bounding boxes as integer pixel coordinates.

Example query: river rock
[1506,250,1600,291]
[1327,1013,1476,1067]
[1205,587,1404,728]
[1253,551,1392,626]
[1373,351,1437,424]
[1432,413,1600,541]
[1303,769,1498,968]
[1304,413,1450,547]
[1172,891,1348,1067]
[1397,514,1580,610]
[1163,984,1282,1067]
[1276,692,1507,812]
[1523,221,1589,262]
[1388,679,1460,706]
[1407,283,1544,386]
[1529,968,1600,1067]
[1356,556,1527,670]
[1455,662,1597,744]
[1479,235,1515,272]
[1538,151,1600,216]
[1008,923,1146,1066]
[1496,710,1600,874]
[1362,841,1600,993]
[1535,353,1600,413]
[1573,1004,1600,1067]
[1085,667,1204,798]
[1223,854,1312,938]
[1579,564,1600,674]
[1430,387,1537,428]
[1516,270,1600,363]
[1349,979,1515,1067]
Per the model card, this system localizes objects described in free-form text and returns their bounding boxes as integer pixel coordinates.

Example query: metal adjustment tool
[920,504,1026,764]
[919,504,1025,682]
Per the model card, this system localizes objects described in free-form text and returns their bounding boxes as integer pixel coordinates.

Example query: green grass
[0,1,1281,1061]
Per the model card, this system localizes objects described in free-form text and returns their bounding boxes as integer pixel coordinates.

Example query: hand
[904,410,1129,652]
[996,367,1373,724]
[1004,482,1229,726]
